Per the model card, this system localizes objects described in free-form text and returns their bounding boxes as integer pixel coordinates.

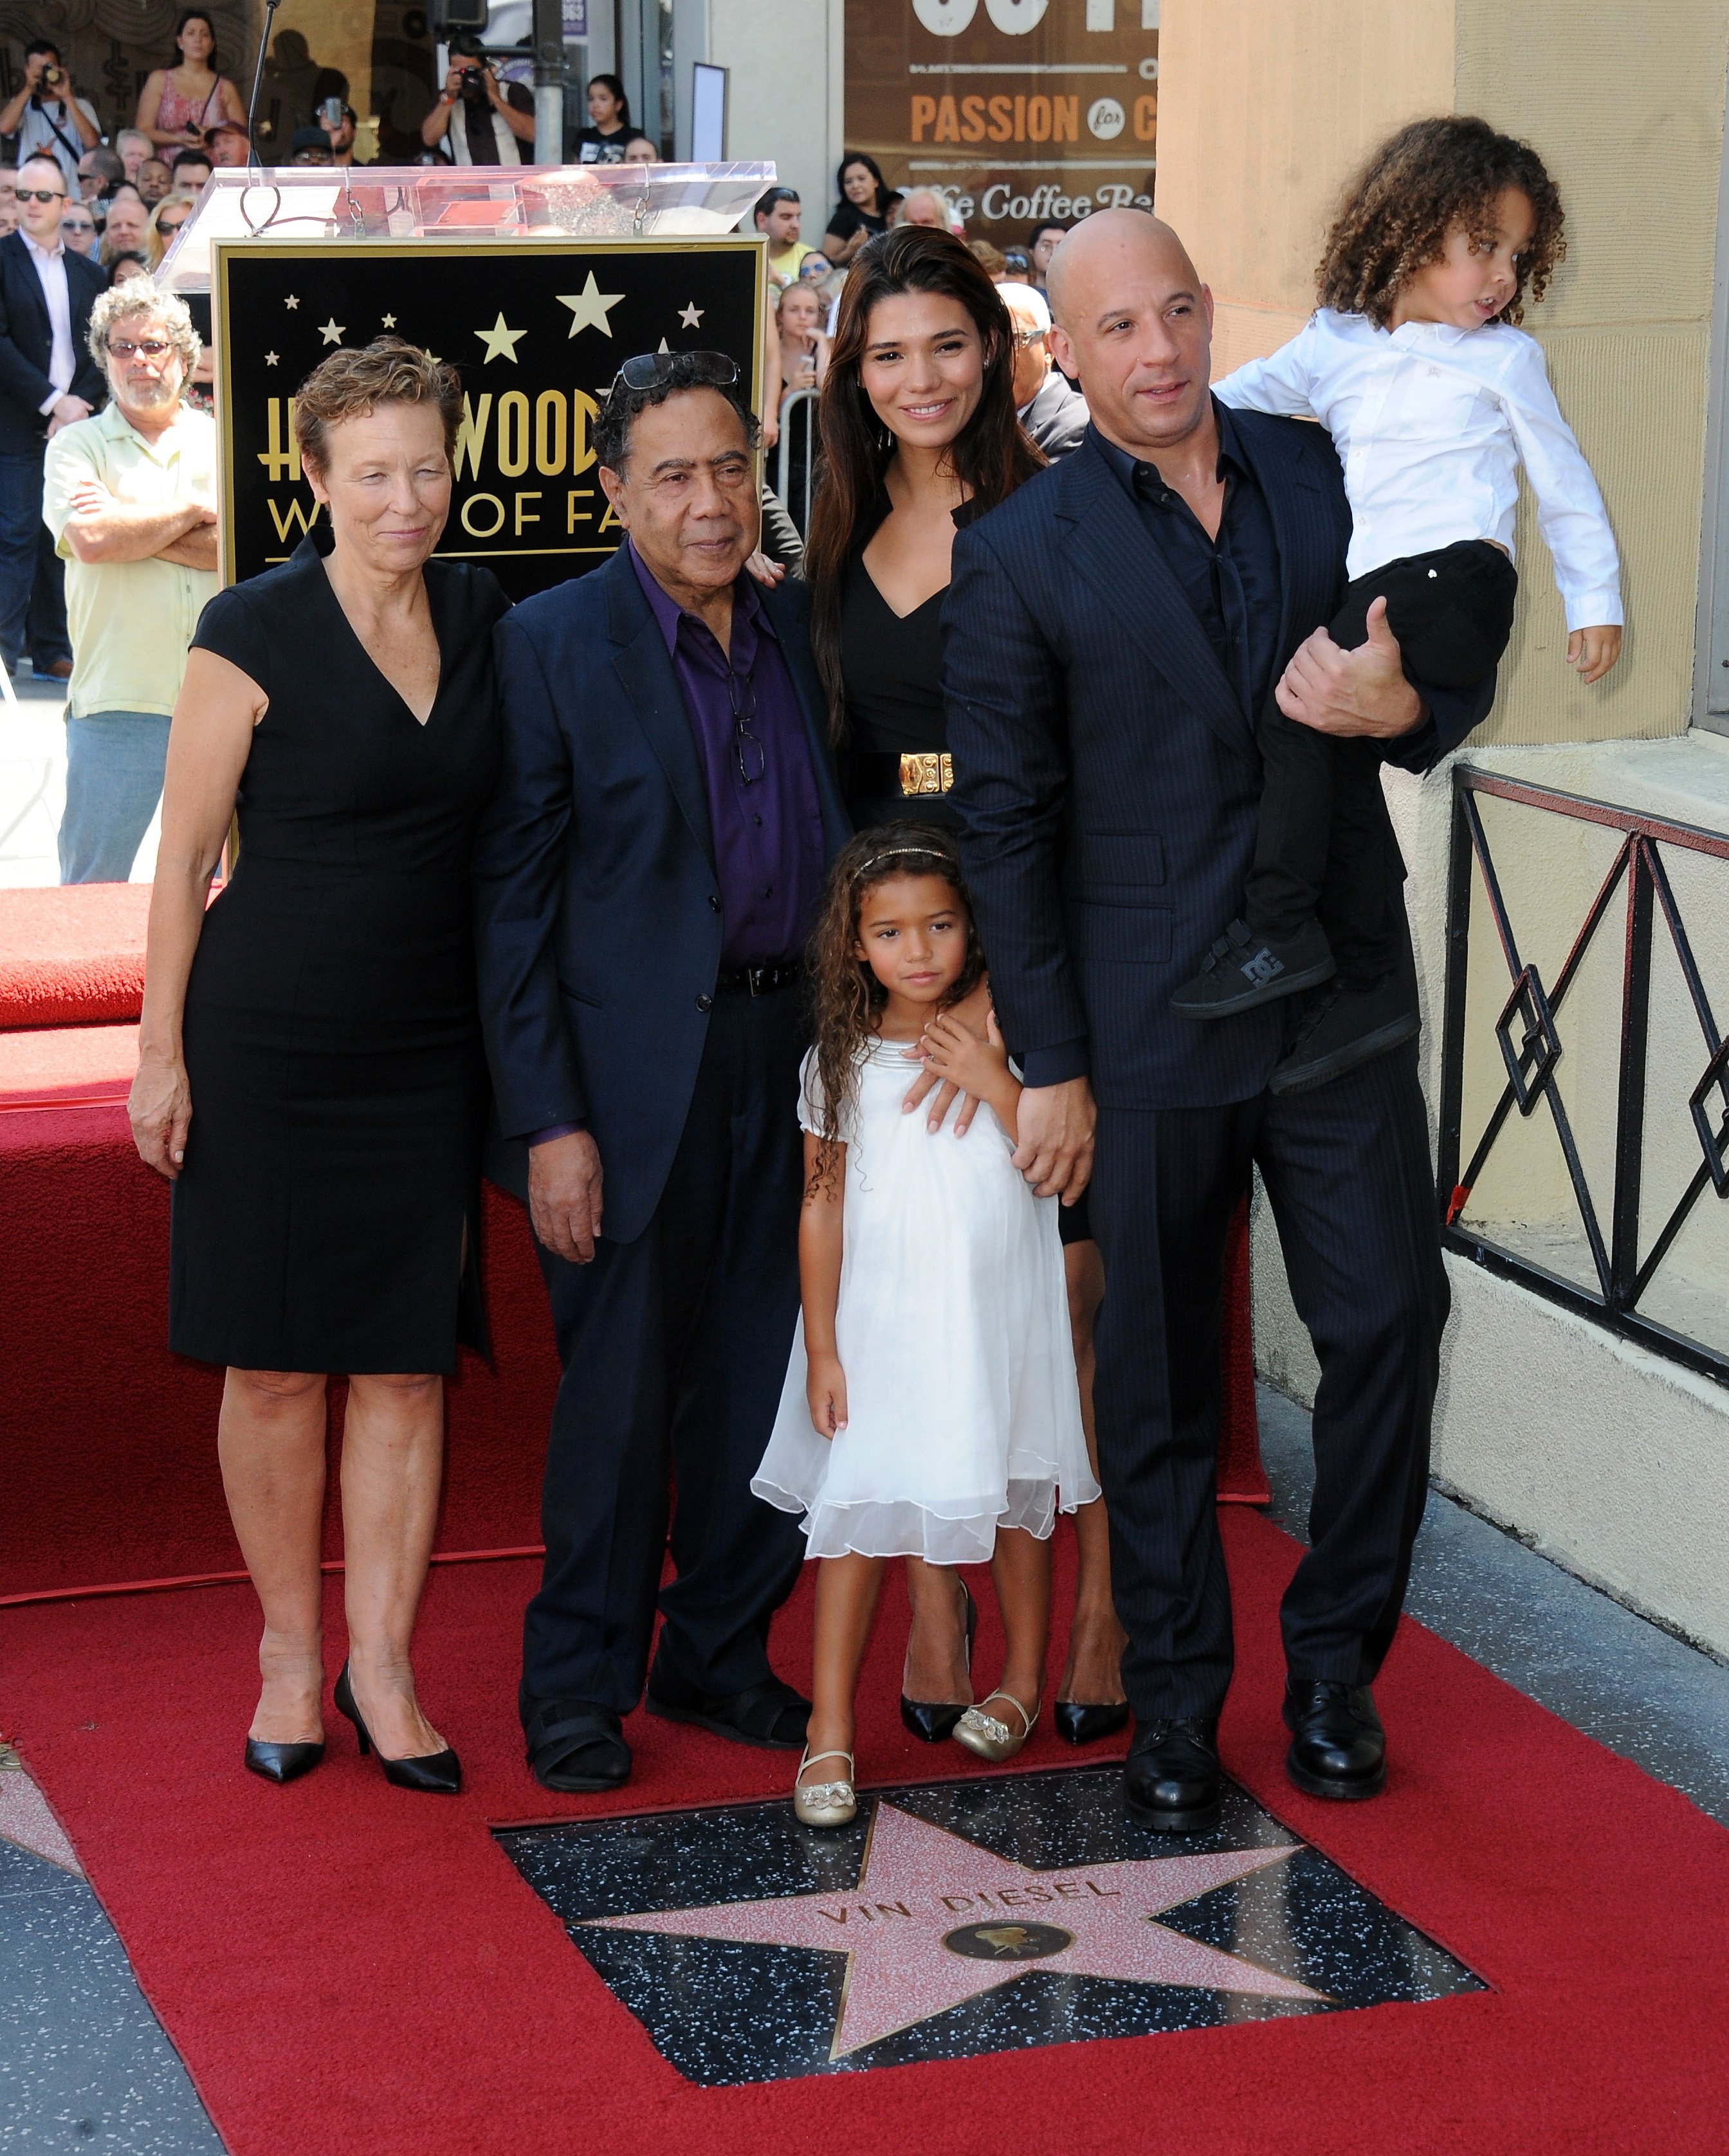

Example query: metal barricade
[1437,763,1729,1384]
[772,387,819,536]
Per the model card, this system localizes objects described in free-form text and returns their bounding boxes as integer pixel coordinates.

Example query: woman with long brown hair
[805,224,1040,836]
[803,225,1129,1750]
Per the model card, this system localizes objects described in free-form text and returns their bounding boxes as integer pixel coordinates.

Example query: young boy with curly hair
[1175,116,1622,1090]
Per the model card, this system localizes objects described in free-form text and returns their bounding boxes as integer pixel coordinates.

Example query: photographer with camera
[0,42,101,191]
[420,38,534,167]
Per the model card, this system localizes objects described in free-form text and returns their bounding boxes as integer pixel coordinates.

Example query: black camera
[39,63,63,89]
[457,64,488,98]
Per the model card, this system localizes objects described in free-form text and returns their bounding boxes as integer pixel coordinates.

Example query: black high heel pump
[334,1660,461,1795]
[901,1579,978,1743]
[244,1737,324,1785]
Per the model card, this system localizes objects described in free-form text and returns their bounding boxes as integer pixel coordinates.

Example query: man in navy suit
[473,353,851,1795]
[0,152,105,681]
[944,212,1492,1829]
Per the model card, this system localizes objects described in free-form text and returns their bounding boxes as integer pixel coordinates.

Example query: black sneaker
[1171,917,1335,1019]
[1270,973,1420,1095]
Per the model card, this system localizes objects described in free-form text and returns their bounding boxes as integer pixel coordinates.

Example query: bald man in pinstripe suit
[943,212,1494,1830]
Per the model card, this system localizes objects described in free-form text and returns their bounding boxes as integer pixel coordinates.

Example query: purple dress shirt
[630,542,826,969]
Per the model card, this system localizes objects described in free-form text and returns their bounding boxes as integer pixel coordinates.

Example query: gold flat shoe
[793,1747,857,1829]
[953,1690,1038,1764]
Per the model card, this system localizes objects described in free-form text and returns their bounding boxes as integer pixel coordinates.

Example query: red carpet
[0,882,149,1028]
[3,1514,1725,2155]
[0,1025,1263,1600]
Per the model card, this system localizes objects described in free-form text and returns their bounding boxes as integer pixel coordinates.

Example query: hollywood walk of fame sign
[212,239,764,604]
[499,1766,1485,2085]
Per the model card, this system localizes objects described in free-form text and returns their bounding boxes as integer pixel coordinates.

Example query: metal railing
[771,387,818,536]
[1437,764,1729,1385]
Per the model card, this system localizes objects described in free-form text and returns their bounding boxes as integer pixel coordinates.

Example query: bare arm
[62,484,214,565]
[128,650,264,1178]
[493,78,537,143]
[218,76,247,127]
[420,71,459,147]
[800,1131,848,1437]
[63,84,100,149]
[0,55,43,137]
[822,224,866,266]
[156,522,219,571]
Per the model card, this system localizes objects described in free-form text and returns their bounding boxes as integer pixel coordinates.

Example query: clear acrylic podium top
[156,161,774,295]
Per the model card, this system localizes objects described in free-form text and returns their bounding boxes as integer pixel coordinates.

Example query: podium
[154,163,774,602]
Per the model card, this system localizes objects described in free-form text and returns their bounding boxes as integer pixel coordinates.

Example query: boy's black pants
[1247,539,1517,986]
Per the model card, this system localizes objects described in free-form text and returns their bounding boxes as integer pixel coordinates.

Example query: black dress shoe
[1171,918,1335,1019]
[1283,1678,1386,1800]
[1054,1700,1130,1747]
[645,1661,809,1751]
[333,1661,461,1796]
[901,1580,978,1742]
[522,1699,630,1793]
[1270,973,1420,1095]
[1124,1716,1221,1832]
[244,1737,324,1785]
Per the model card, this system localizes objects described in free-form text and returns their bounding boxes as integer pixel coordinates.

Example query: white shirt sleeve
[1213,320,1321,419]
[1498,337,1623,630]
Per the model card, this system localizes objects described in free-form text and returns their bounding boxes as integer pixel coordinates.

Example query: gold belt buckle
[898,751,954,796]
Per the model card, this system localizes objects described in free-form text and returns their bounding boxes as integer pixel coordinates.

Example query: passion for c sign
[849,1,1158,249]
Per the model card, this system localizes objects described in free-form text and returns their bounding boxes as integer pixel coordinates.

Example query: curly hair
[1316,116,1566,329]
[87,282,201,380]
[805,824,986,1189]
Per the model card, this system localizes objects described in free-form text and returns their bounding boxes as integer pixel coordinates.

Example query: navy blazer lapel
[604,547,717,873]
[2,235,48,344]
[1225,414,1314,674]
[762,583,851,850]
[1055,438,1255,760]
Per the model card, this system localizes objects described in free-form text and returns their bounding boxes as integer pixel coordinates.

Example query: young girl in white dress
[752,827,1097,1828]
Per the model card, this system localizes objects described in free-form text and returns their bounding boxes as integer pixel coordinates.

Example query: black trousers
[520,985,809,1720]
[1247,539,1517,984]
[1088,1043,1450,1721]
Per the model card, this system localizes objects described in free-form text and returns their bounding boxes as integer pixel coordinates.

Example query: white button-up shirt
[22,230,73,415]
[1214,307,1622,630]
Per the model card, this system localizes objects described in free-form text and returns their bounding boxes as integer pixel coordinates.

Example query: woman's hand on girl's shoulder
[745,549,787,588]
[806,1351,848,1439]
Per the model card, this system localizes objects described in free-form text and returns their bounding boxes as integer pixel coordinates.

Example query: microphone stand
[246,0,283,167]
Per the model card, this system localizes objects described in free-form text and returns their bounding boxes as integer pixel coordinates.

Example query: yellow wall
[1157,0,1729,746]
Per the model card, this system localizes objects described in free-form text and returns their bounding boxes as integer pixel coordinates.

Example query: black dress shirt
[1094,403,1281,726]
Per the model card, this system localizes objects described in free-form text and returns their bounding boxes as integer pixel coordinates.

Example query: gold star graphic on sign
[318,318,345,345]
[264,351,279,366]
[381,313,396,328]
[475,311,527,363]
[556,272,625,339]
[284,294,299,309]
[678,300,703,328]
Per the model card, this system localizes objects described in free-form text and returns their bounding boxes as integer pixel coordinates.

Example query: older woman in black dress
[803,228,1130,1748]
[129,340,508,1793]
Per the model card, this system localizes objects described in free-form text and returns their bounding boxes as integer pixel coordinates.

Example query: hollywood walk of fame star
[381,313,396,327]
[678,300,704,328]
[475,311,527,363]
[557,271,625,339]
[318,318,345,346]
[264,352,279,366]
[584,1801,1323,2060]
[284,294,299,310]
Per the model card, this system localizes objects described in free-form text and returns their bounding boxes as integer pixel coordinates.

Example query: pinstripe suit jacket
[942,415,1471,1113]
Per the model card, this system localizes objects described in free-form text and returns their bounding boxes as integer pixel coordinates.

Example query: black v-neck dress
[169,537,508,1375]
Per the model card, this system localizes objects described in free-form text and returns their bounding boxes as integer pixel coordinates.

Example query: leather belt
[850,749,955,798]
[715,960,802,996]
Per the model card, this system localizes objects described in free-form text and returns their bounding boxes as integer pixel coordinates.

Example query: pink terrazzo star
[586,1800,1324,2058]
